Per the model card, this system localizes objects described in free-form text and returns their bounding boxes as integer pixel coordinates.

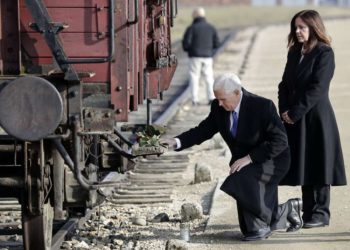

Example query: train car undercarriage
[0,0,177,249]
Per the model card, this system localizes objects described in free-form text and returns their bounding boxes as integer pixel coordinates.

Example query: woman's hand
[282,111,294,124]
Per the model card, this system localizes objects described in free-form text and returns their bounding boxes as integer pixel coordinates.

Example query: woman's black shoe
[303,219,329,228]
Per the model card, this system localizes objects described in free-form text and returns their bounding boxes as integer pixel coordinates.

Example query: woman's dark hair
[288,10,331,52]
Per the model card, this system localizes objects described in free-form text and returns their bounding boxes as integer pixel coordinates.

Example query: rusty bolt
[115,109,123,114]
[116,86,123,91]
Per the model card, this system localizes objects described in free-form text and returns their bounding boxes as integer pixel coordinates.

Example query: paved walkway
[193,19,350,249]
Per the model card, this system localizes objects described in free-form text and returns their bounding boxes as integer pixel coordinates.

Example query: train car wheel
[22,201,54,250]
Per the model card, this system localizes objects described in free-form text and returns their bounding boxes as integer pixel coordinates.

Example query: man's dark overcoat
[278,42,346,186]
[176,89,290,225]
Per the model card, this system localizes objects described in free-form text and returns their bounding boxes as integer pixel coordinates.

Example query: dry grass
[171,5,350,41]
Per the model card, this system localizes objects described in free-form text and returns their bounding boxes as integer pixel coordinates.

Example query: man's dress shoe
[242,227,272,241]
[303,219,329,228]
[286,198,303,232]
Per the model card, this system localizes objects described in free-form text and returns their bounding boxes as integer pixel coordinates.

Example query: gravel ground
[60,134,229,250]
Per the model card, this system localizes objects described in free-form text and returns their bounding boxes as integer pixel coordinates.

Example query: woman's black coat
[278,42,346,186]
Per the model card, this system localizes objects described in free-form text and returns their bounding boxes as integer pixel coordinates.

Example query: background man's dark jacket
[182,17,220,57]
[175,89,291,224]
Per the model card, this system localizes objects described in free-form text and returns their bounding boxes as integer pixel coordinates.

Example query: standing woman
[278,10,346,228]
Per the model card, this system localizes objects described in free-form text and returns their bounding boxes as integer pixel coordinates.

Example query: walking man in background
[182,7,220,105]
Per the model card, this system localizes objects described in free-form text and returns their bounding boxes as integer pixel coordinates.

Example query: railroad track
[0,30,247,249]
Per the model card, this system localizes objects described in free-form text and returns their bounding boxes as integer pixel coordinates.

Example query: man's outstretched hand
[159,138,177,150]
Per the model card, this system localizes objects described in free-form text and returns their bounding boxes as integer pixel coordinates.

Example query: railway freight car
[0,0,177,249]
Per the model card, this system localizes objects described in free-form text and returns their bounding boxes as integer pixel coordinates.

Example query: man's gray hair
[192,7,205,18]
[213,73,242,93]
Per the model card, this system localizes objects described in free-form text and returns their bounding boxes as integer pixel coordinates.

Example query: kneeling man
[161,73,303,241]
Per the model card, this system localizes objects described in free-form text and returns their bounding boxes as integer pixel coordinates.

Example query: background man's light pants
[188,57,215,104]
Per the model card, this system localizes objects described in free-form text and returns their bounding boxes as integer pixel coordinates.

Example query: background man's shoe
[242,227,272,241]
[286,198,303,232]
[303,219,329,228]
